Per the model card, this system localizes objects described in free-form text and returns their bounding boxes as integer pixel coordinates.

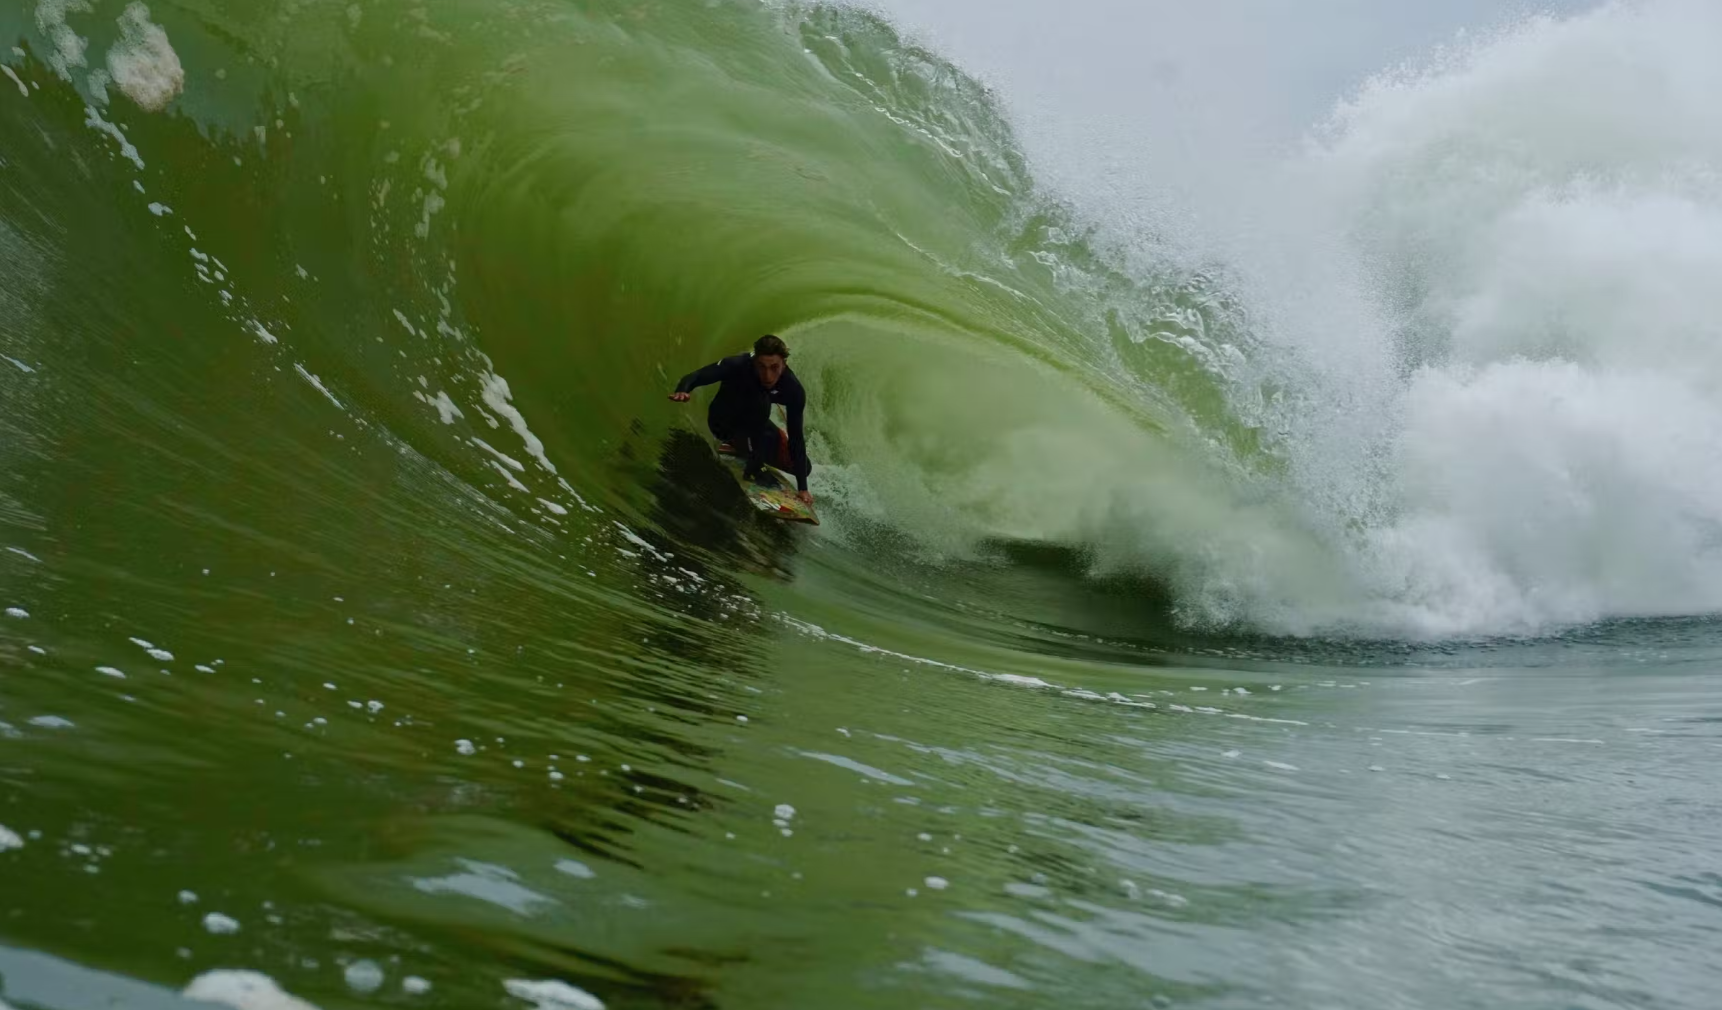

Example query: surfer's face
[754,354,785,388]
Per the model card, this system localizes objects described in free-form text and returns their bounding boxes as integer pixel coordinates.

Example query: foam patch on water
[342,960,384,994]
[611,522,672,564]
[106,3,181,111]
[2,65,26,97]
[414,191,445,239]
[556,478,597,513]
[83,104,143,169]
[479,372,556,474]
[0,825,22,851]
[921,948,1031,990]
[293,365,343,410]
[489,460,529,492]
[35,0,93,80]
[183,969,322,1010]
[473,438,525,472]
[779,615,1161,713]
[411,859,555,915]
[86,66,109,103]
[795,750,915,786]
[202,912,240,934]
[432,390,462,423]
[502,979,604,1010]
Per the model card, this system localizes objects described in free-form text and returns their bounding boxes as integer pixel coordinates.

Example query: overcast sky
[874,0,1604,234]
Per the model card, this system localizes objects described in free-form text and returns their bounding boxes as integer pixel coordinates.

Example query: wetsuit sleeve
[674,355,740,394]
[787,386,811,492]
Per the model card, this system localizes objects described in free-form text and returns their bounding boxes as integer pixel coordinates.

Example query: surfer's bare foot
[798,490,813,504]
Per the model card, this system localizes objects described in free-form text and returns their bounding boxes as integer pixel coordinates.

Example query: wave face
[0,0,1365,638]
[4,0,1722,638]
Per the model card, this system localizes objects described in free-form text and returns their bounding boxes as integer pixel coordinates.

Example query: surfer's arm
[787,393,810,493]
[673,355,741,395]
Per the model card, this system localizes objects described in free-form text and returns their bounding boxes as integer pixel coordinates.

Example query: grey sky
[875,0,1604,230]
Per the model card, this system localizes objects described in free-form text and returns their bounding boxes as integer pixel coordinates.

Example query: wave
[2,0,1717,642]
[1249,0,1722,635]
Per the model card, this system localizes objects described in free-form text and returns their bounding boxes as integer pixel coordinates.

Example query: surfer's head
[753,334,789,387]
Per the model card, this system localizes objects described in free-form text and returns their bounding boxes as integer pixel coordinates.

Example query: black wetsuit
[675,353,811,491]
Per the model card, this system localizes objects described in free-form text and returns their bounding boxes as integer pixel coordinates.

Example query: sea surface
[3,1,1721,1007]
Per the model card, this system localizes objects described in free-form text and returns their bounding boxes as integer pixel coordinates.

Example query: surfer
[669,334,813,503]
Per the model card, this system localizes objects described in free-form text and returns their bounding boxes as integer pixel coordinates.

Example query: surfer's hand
[798,490,813,504]
[669,392,691,402]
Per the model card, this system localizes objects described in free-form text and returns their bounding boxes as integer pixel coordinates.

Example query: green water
[2,1,1720,1008]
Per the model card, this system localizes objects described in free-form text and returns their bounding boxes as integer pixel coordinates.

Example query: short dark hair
[753,334,789,359]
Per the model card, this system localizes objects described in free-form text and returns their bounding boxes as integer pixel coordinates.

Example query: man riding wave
[669,334,813,504]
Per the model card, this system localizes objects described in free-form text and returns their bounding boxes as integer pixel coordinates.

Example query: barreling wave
[6,0,1721,641]
[1,0,1336,642]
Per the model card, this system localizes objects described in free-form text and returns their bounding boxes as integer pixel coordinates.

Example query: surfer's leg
[708,407,741,455]
[741,420,782,482]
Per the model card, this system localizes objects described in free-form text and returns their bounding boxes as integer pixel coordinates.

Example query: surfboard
[716,443,818,524]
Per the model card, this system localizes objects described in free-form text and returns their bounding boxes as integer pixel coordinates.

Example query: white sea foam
[35,0,92,80]
[106,3,182,111]
[183,969,321,1010]
[502,979,604,1010]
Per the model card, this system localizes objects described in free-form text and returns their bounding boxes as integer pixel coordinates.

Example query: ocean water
[1,0,1720,1007]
